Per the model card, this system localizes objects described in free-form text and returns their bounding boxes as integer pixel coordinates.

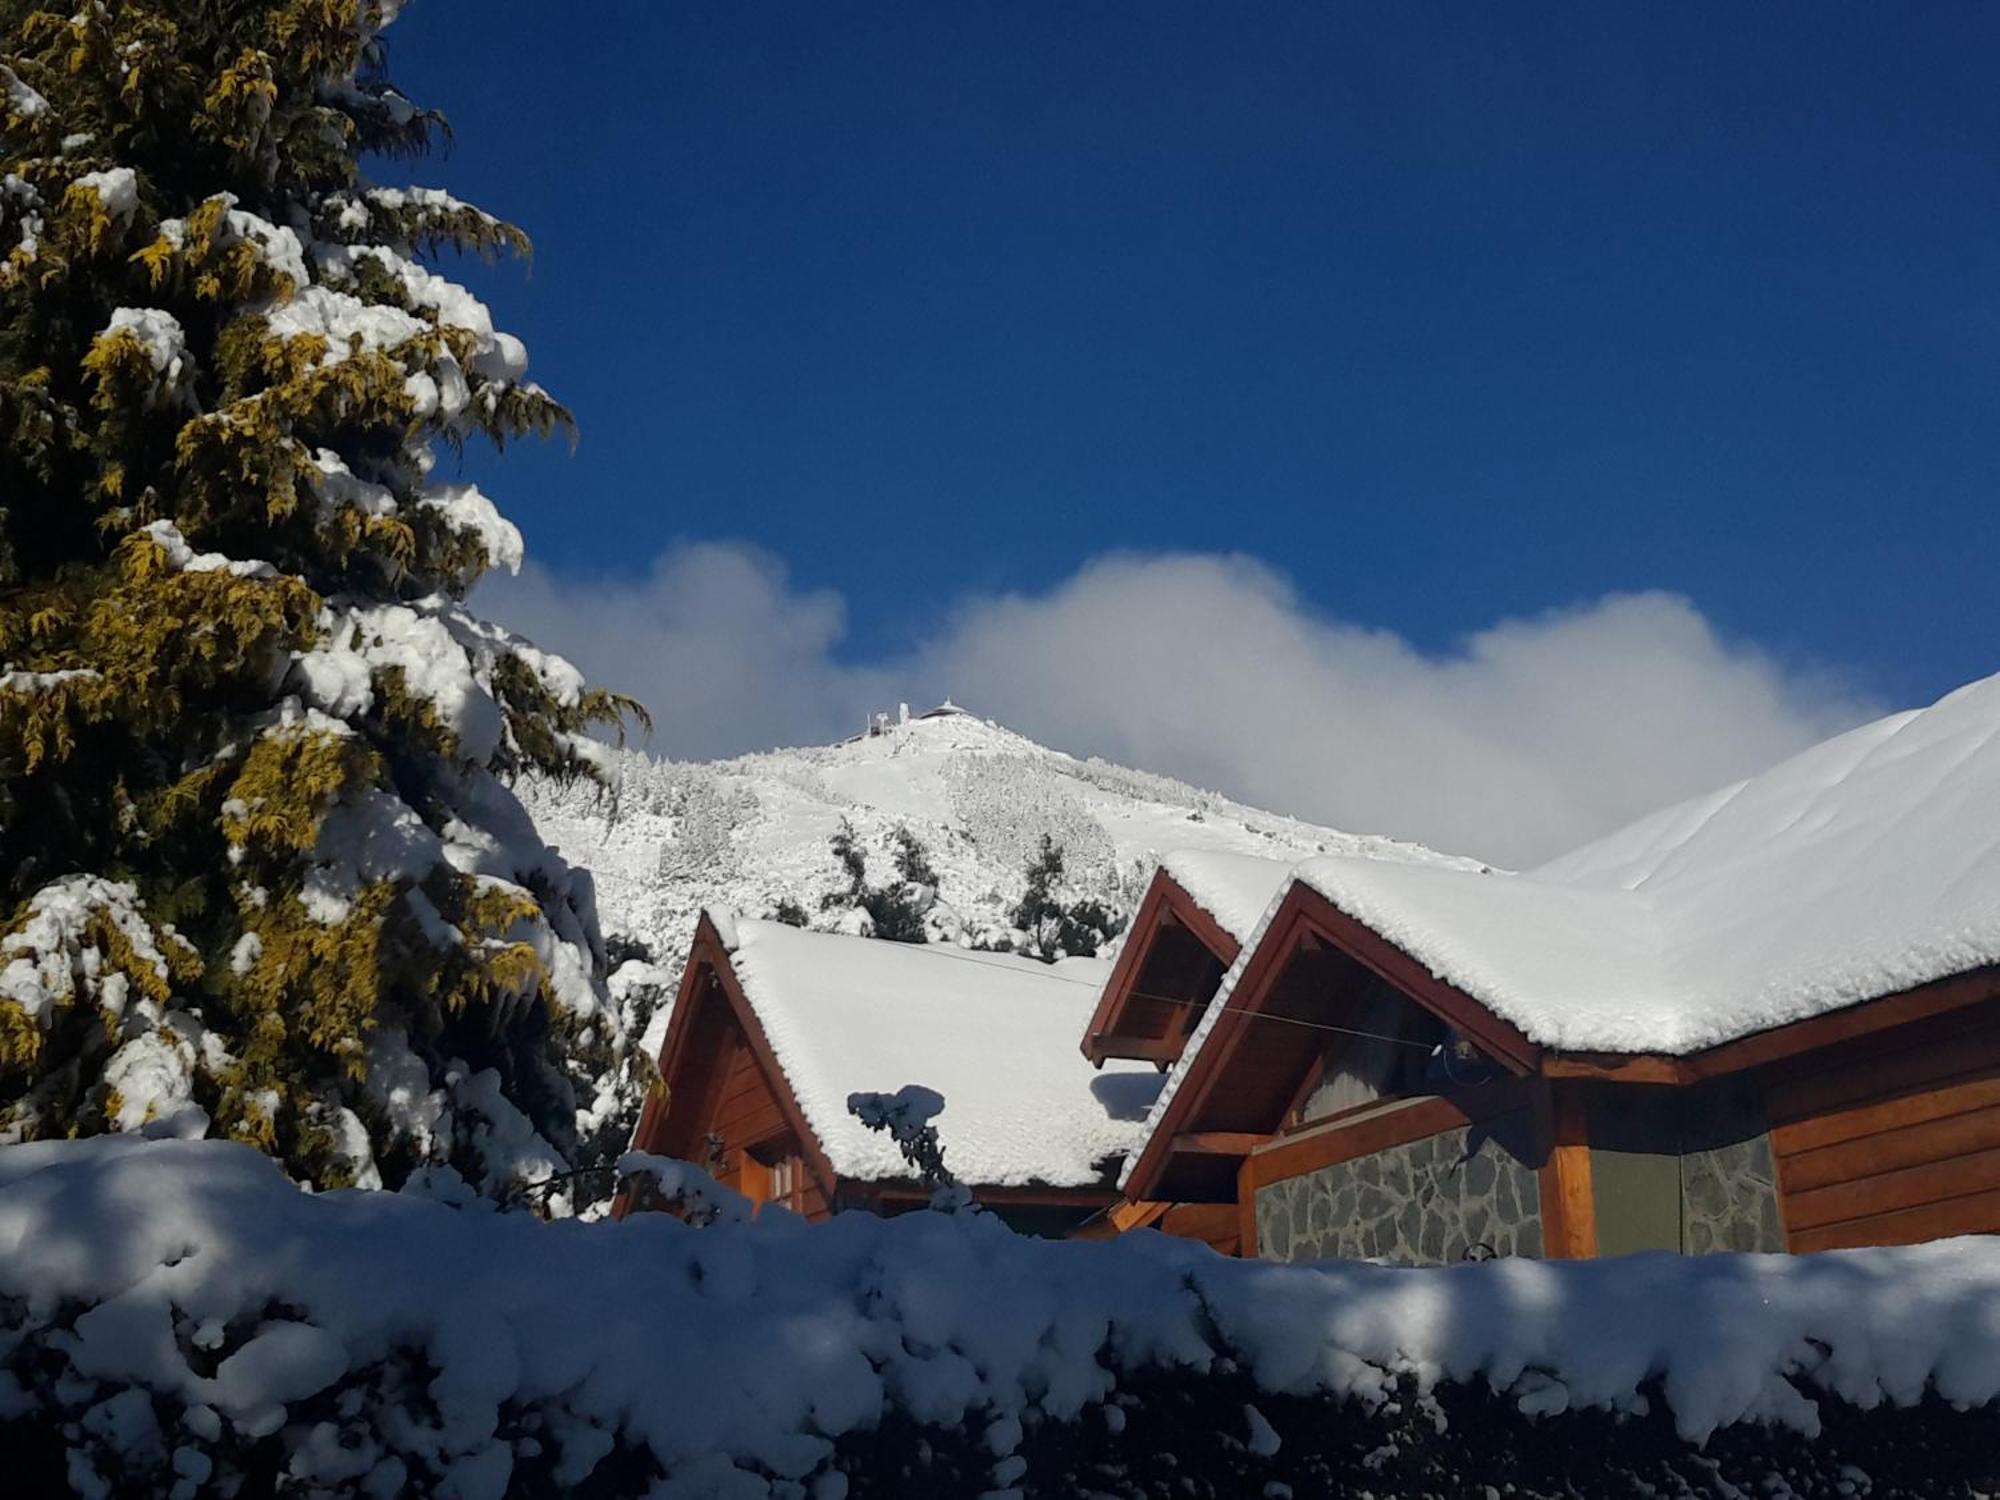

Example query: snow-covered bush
[4,1138,2000,1498]
[1006,834,1126,961]
[817,821,935,945]
[946,753,1119,889]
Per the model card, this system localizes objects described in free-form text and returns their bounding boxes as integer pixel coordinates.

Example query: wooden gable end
[620,915,837,1222]
[1122,883,1542,1204]
[1081,870,1239,1067]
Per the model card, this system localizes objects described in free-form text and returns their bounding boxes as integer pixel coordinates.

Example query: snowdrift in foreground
[5,1139,2000,1498]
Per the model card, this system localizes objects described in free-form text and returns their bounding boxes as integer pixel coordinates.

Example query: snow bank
[4,1139,1999,1496]
[717,916,1161,1187]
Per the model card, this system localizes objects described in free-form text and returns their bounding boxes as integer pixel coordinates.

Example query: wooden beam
[1242,1080,1529,1192]
[1090,1036,1186,1064]
[870,1183,1121,1208]
[1543,1053,1687,1084]
[1536,1081,1598,1259]
[1236,1156,1259,1259]
[1170,1131,1269,1157]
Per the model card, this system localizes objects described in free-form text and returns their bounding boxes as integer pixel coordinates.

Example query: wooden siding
[1767,1006,2000,1252]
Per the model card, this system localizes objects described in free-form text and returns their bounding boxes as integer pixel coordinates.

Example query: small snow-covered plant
[1010,835,1124,961]
[820,820,932,943]
[892,825,939,889]
[847,1084,973,1212]
[616,1148,751,1227]
[0,1,641,1196]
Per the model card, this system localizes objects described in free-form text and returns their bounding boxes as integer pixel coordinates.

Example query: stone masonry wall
[1677,1078,1785,1253]
[1254,1115,1543,1264]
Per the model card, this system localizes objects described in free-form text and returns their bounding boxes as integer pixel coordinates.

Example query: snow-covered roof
[1159,831,1488,946]
[1157,850,1299,945]
[713,915,1164,1188]
[1160,673,2000,1075]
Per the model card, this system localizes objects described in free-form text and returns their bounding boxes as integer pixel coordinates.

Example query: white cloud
[480,544,1876,867]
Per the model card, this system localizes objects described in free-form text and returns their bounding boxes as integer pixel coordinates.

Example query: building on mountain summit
[617,911,1164,1235]
[1106,671,2000,1264]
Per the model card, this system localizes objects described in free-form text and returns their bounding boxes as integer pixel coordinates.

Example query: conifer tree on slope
[0,0,641,1206]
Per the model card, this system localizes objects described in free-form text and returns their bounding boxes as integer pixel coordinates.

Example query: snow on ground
[5,1137,1999,1496]
[717,916,1161,1187]
[517,707,1402,967]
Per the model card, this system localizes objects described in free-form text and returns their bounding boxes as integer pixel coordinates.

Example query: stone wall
[1677,1078,1785,1253]
[1254,1112,1543,1264]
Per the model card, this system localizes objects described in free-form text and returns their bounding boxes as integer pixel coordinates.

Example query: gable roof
[1293,672,2000,1056]
[703,913,1164,1188]
[1122,671,2000,1189]
[1154,850,1300,946]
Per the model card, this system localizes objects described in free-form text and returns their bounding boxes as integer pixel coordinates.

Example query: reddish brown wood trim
[1171,1130,1271,1157]
[1081,877,1172,1064]
[1288,885,1543,1078]
[1081,871,1243,1065]
[1120,891,1320,1201]
[1095,1037,1187,1064]
[1542,1054,1689,1084]
[1547,969,2000,1084]
[1536,1081,1598,1259]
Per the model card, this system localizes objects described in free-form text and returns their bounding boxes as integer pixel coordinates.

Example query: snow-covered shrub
[818,821,933,944]
[648,765,753,884]
[5,1138,2000,1499]
[946,754,1118,889]
[1007,834,1126,960]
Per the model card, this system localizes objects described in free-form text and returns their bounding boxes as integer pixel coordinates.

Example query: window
[747,1139,800,1211]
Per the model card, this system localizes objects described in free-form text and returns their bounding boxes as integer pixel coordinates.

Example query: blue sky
[384,3,1999,856]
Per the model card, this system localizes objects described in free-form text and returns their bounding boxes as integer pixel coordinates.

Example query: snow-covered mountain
[521,702,1460,1178]
[523,702,1447,967]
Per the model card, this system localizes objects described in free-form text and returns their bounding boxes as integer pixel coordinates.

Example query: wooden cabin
[619,911,1165,1235]
[1115,677,2000,1264]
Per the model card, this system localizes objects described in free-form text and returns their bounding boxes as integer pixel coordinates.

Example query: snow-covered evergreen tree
[0,0,638,1203]
[1011,835,1122,960]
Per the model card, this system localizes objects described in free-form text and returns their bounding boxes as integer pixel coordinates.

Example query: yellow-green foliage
[0,0,639,1187]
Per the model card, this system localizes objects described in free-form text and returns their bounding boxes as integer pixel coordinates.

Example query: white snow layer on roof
[1158,674,2000,1086]
[717,915,1163,1187]
[1161,835,1483,945]
[1159,850,1301,943]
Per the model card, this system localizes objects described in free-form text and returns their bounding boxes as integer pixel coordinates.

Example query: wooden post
[1236,1156,1259,1260]
[1537,1080,1599,1258]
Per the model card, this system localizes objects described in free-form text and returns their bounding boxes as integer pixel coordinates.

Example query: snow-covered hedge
[4,1139,1999,1498]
